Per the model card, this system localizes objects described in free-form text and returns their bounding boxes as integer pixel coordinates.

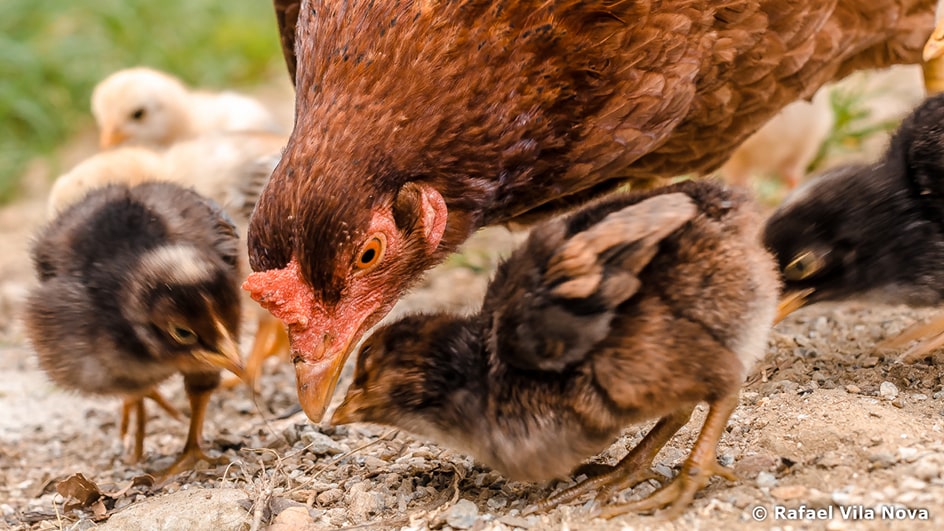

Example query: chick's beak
[330,387,364,425]
[100,128,128,149]
[194,322,246,381]
[774,288,815,324]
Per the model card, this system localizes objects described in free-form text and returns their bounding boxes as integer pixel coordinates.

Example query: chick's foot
[531,407,693,513]
[597,395,738,519]
[153,379,227,480]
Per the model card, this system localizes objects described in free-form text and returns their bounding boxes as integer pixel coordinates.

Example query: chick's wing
[485,193,697,372]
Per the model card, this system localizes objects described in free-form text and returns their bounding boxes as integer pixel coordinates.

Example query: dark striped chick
[333,180,779,517]
[25,181,245,477]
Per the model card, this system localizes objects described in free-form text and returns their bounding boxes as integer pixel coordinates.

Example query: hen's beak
[774,288,815,324]
[294,329,359,423]
[194,322,246,381]
[99,128,128,149]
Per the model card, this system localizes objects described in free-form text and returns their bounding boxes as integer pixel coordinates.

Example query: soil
[3,66,944,531]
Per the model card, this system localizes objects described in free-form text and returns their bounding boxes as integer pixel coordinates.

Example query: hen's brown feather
[253,0,934,422]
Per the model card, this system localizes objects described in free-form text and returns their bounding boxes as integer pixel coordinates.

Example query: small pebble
[898,447,919,462]
[299,430,344,455]
[316,488,344,506]
[446,499,479,529]
[281,424,301,446]
[845,384,861,394]
[911,456,943,481]
[868,453,897,470]
[756,471,778,488]
[347,483,385,520]
[892,398,904,409]
[880,381,899,400]
[770,485,807,500]
[487,495,508,510]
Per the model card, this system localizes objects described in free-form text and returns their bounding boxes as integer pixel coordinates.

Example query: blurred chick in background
[25,182,245,476]
[92,66,283,149]
[47,131,290,388]
[717,88,834,193]
[764,92,944,363]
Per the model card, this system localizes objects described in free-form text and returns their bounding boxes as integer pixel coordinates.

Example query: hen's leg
[532,406,693,512]
[221,315,288,389]
[598,393,739,519]
[156,373,226,478]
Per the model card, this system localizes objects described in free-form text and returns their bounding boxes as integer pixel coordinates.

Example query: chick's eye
[784,250,825,281]
[168,325,198,345]
[355,234,386,272]
[130,108,146,120]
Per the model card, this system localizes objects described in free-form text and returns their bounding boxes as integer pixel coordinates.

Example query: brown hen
[247,0,935,421]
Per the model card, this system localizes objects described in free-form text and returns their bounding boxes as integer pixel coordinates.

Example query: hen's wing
[484,193,697,372]
[273,0,301,84]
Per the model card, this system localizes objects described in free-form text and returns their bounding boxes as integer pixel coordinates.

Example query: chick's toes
[534,407,694,512]
[597,394,739,520]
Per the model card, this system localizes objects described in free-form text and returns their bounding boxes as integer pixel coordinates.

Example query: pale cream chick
[91,67,282,149]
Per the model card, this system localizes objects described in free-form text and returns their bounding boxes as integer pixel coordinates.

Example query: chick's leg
[119,388,182,463]
[533,406,694,512]
[221,315,288,389]
[598,393,739,519]
[156,372,226,478]
[120,397,146,463]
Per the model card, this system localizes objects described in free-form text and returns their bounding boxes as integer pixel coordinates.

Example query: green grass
[808,85,903,173]
[0,0,284,203]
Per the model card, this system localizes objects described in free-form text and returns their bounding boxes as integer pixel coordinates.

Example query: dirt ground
[3,66,944,531]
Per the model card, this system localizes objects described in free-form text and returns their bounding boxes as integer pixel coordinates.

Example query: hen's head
[245,155,450,421]
[91,67,191,149]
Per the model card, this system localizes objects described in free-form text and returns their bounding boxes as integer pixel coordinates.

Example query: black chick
[764,92,944,360]
[25,181,245,477]
[332,180,779,517]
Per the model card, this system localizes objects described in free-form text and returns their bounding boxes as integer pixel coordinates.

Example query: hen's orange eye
[355,235,386,271]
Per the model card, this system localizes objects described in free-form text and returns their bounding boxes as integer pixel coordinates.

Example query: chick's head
[127,244,244,379]
[92,67,192,149]
[332,314,482,429]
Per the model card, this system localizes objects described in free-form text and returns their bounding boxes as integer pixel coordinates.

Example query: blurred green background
[0,0,284,203]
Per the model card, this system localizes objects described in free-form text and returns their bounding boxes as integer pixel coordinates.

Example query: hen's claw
[876,314,944,364]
